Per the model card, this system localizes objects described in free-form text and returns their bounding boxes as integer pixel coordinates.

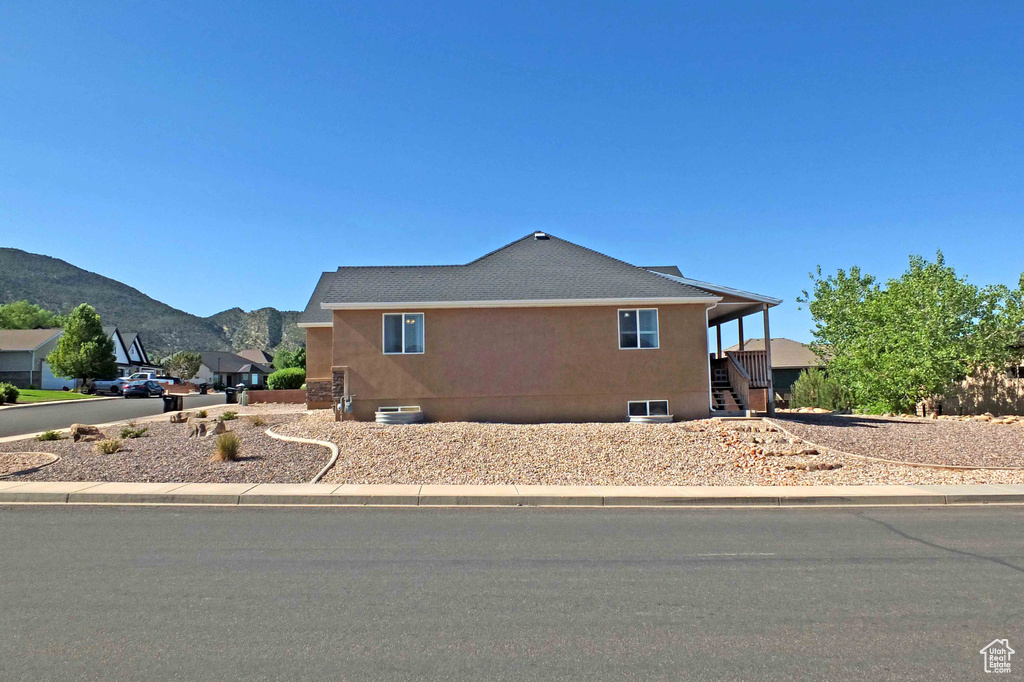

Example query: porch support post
[716,324,722,359]
[737,317,745,351]
[762,304,775,416]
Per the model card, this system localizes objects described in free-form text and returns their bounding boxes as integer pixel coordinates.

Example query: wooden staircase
[710,360,747,414]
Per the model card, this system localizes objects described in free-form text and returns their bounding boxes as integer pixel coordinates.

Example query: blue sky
[2,1,1022,345]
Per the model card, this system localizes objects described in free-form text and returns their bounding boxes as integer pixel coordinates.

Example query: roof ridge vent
[533,231,550,240]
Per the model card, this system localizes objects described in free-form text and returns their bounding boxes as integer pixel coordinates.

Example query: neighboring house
[724,338,821,404]
[193,351,271,388]
[0,328,66,389]
[298,232,781,421]
[237,348,274,367]
[103,326,161,376]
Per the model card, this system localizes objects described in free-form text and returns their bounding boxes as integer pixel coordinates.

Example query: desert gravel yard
[771,413,1024,468]
[0,409,327,484]
[274,410,1024,486]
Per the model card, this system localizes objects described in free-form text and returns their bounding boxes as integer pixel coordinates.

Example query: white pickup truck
[125,372,180,385]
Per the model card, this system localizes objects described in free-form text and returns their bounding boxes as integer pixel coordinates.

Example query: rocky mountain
[0,247,304,359]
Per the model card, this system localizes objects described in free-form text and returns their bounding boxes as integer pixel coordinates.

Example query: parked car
[84,379,122,395]
[123,380,166,398]
[125,372,180,385]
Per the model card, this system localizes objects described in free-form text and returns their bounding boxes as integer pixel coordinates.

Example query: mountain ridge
[0,247,304,359]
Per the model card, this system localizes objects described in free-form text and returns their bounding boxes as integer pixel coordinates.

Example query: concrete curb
[1,481,1024,507]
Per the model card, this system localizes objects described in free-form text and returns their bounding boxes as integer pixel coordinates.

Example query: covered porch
[703,281,781,416]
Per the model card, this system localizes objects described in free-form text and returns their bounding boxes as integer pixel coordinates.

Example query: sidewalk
[2,481,1024,506]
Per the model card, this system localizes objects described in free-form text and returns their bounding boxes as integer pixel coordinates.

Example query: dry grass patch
[212,432,240,462]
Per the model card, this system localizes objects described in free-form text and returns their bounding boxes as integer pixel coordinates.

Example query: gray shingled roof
[200,351,272,374]
[299,233,716,324]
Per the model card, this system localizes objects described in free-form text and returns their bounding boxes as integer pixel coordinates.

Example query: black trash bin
[224,387,237,404]
[162,394,184,413]
[199,384,208,395]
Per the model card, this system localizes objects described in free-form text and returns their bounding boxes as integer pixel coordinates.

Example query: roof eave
[650,272,782,306]
[319,296,721,311]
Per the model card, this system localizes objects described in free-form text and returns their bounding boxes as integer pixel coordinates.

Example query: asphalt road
[1,506,1021,681]
[0,393,226,437]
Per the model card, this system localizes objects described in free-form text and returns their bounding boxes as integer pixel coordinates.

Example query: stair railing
[725,354,751,412]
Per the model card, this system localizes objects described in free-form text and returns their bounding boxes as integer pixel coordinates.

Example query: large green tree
[163,351,202,380]
[799,253,1024,413]
[0,300,63,329]
[273,346,305,370]
[46,304,117,383]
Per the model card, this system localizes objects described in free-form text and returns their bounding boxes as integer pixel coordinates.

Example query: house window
[252,373,259,385]
[628,400,669,417]
[619,309,659,349]
[383,313,425,354]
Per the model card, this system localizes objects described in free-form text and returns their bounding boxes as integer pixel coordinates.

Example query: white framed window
[618,308,659,349]
[252,373,259,384]
[383,313,425,354]
[628,400,669,417]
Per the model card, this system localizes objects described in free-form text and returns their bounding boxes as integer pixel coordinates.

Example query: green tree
[799,253,1024,413]
[273,346,305,369]
[0,300,63,329]
[46,304,117,384]
[163,351,202,380]
[790,368,850,411]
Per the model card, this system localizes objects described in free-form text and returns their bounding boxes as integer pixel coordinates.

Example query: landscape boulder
[70,424,104,442]
[169,411,193,424]
[210,420,228,436]
[186,420,208,438]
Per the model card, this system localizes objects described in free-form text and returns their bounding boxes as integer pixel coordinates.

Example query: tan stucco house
[299,233,780,422]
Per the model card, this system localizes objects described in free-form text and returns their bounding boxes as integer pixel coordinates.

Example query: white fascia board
[296,321,333,328]
[320,297,722,311]
[650,272,782,306]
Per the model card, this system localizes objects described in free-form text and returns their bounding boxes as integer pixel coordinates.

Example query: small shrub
[37,430,65,441]
[119,423,149,439]
[95,438,123,454]
[791,368,851,411]
[212,432,240,462]
[247,414,267,427]
[196,409,208,418]
[0,382,18,404]
[267,367,305,391]
[219,411,238,422]
[27,384,38,390]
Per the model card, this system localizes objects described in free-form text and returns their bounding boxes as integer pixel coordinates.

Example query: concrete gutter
[2,481,1024,507]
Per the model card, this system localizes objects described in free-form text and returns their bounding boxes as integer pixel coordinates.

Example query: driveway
[0,393,226,438]
[0,506,1021,681]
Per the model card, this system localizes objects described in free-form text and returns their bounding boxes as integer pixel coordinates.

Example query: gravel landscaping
[770,413,1024,468]
[0,408,327,484]
[274,410,1024,486]
[0,452,56,477]
[5,402,1024,486]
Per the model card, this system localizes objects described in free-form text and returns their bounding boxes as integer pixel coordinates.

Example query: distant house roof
[199,351,271,374]
[299,233,725,325]
[725,338,822,369]
[0,328,62,352]
[643,266,683,277]
[237,349,274,365]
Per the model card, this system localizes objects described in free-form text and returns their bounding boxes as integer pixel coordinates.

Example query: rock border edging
[264,427,339,483]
